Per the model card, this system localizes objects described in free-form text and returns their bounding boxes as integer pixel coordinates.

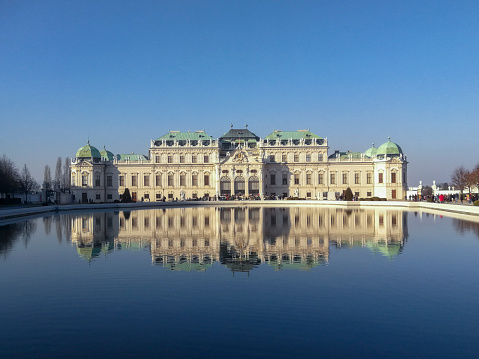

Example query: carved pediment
[221,149,262,165]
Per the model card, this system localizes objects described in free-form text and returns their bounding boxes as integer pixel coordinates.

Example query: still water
[1,206,479,358]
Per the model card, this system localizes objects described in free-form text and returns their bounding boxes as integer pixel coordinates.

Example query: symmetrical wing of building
[70,127,407,202]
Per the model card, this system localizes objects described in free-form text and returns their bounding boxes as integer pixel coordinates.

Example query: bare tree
[0,154,20,197]
[467,167,479,193]
[43,165,52,191]
[54,157,62,192]
[451,166,469,194]
[63,157,71,192]
[18,164,39,202]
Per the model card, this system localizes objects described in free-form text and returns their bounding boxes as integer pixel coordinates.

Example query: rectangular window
[367,173,372,184]
[330,173,336,185]
[204,155,209,163]
[132,175,137,187]
[168,193,173,199]
[95,175,100,187]
[270,155,275,162]
[168,174,174,187]
[354,173,360,185]
[204,174,210,186]
[282,173,287,185]
[342,173,348,185]
[379,173,384,184]
[144,175,150,187]
[192,155,197,163]
[294,173,300,185]
[306,173,312,185]
[180,155,185,163]
[156,174,161,186]
[282,154,287,162]
[391,172,397,183]
[318,173,324,185]
[155,155,160,163]
[306,192,311,198]
[306,154,311,162]
[318,154,323,162]
[107,194,112,200]
[294,154,299,162]
[168,155,173,163]
[192,174,198,186]
[107,175,112,187]
[367,191,372,197]
[96,194,101,200]
[156,193,161,200]
[180,174,186,187]
[144,193,150,200]
[271,174,276,186]
[355,192,359,197]
[119,175,124,187]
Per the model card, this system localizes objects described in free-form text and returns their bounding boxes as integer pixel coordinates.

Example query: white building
[70,127,408,203]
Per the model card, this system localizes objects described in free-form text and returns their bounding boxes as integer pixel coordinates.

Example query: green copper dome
[376,138,403,157]
[100,146,114,161]
[364,143,378,158]
[76,141,101,159]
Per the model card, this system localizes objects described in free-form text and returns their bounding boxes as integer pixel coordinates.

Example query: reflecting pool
[1,206,479,358]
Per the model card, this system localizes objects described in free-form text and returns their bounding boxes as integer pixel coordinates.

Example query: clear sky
[1,0,478,186]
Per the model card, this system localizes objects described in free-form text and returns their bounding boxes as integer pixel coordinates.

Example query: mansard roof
[264,130,322,140]
[220,128,260,141]
[116,153,148,162]
[156,130,214,141]
[328,150,363,160]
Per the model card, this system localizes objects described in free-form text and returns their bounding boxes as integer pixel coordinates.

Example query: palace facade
[70,127,407,202]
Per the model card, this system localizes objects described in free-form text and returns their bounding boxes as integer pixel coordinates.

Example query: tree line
[0,155,71,203]
[451,165,479,193]
[43,157,71,194]
[0,155,39,202]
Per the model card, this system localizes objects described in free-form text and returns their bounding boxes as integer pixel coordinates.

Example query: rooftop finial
[388,137,391,141]
[245,123,248,128]
[231,123,233,128]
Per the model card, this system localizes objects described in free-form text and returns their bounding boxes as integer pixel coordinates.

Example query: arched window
[249,176,259,195]
[235,176,245,195]
[220,176,231,196]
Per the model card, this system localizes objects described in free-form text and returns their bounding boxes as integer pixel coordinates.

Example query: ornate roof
[156,130,214,141]
[100,146,114,161]
[116,153,148,162]
[264,130,322,140]
[220,128,260,141]
[364,143,378,158]
[377,138,403,157]
[76,141,101,159]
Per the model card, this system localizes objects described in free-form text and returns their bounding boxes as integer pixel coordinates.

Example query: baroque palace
[70,126,407,202]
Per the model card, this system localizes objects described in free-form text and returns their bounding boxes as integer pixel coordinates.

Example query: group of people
[409,193,478,204]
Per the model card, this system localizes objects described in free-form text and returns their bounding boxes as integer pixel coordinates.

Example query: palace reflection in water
[69,206,408,271]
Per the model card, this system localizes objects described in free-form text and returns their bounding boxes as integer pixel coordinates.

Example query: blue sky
[1,0,478,185]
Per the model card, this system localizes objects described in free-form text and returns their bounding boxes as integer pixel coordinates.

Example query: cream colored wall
[71,140,407,202]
